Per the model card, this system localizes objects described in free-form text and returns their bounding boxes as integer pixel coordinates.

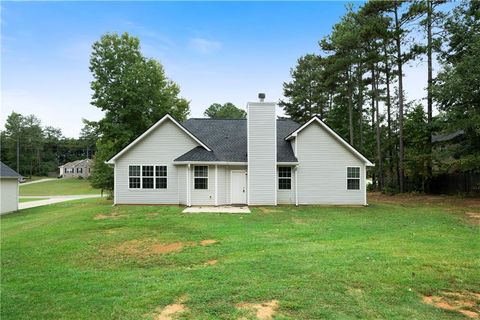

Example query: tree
[88,32,190,194]
[204,103,246,119]
[433,1,480,171]
[280,54,329,123]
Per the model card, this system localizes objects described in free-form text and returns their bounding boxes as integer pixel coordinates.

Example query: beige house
[59,159,93,178]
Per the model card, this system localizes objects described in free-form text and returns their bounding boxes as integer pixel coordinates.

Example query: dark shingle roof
[0,161,21,178]
[175,118,300,162]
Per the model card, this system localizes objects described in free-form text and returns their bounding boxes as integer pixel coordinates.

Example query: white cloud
[189,37,221,54]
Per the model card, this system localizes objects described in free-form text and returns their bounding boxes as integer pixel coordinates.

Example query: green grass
[1,197,479,319]
[19,178,99,196]
[18,197,49,203]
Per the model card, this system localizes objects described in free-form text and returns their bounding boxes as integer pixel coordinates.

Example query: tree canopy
[204,103,246,119]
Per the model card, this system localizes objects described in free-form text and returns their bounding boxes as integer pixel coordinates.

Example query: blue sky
[2,1,431,137]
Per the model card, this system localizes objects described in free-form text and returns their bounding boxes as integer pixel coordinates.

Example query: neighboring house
[59,159,93,178]
[0,161,21,214]
[107,95,374,206]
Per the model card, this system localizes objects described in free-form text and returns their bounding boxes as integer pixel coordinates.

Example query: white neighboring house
[0,161,21,214]
[107,95,374,206]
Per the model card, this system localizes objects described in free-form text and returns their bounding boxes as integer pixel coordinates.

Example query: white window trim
[193,165,209,190]
[346,166,361,191]
[128,164,168,191]
[277,166,293,190]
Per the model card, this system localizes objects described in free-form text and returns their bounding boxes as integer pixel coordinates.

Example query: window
[194,166,208,189]
[65,168,74,174]
[129,165,141,189]
[129,165,167,189]
[76,167,83,173]
[155,166,167,189]
[142,165,154,189]
[347,167,360,190]
[278,167,292,190]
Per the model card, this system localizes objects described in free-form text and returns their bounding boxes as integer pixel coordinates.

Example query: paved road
[19,195,103,210]
[20,178,56,185]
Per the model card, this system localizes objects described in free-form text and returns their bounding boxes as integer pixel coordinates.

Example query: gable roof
[174,118,300,163]
[106,114,211,164]
[60,159,93,168]
[285,116,374,166]
[0,161,21,178]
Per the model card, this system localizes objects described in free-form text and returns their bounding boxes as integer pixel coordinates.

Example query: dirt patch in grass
[200,239,217,246]
[465,212,480,225]
[422,291,480,318]
[111,240,196,257]
[204,259,218,266]
[94,212,124,220]
[258,207,282,214]
[105,239,217,258]
[237,300,279,320]
[369,192,480,208]
[151,296,188,320]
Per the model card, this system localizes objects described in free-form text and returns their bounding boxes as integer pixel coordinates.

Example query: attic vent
[258,93,266,102]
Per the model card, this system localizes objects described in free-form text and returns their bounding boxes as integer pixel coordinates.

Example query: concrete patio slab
[183,206,250,214]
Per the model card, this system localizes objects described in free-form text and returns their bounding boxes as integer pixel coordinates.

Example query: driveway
[20,178,56,185]
[19,195,103,210]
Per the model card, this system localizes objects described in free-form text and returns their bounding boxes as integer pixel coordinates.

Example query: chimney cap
[258,93,266,102]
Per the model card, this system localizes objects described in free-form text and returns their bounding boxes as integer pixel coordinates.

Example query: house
[0,161,21,214]
[107,95,374,206]
[59,159,93,178]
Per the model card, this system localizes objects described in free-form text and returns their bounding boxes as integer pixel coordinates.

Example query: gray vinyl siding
[277,166,295,204]
[190,165,215,205]
[296,122,366,205]
[178,166,187,205]
[0,178,18,214]
[115,120,199,204]
[247,103,277,205]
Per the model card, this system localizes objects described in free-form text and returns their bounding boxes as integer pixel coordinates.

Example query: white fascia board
[174,161,248,166]
[106,114,211,164]
[285,116,374,166]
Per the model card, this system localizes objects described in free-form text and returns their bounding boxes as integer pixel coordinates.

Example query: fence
[430,172,480,195]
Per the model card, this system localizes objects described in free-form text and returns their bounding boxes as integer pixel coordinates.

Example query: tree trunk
[348,68,354,146]
[383,40,394,188]
[357,63,364,152]
[394,6,405,193]
[426,0,433,192]
[375,63,384,190]
[371,66,377,189]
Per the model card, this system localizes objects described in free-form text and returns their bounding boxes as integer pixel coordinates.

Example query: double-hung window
[194,166,208,189]
[347,167,360,190]
[155,166,167,189]
[142,166,154,189]
[129,165,168,189]
[129,165,141,189]
[76,167,83,173]
[278,167,292,190]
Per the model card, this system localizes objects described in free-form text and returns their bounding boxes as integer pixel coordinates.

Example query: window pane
[129,177,140,188]
[129,165,140,176]
[347,179,360,190]
[156,177,167,189]
[279,167,291,178]
[279,178,291,190]
[347,167,360,178]
[142,166,154,177]
[142,177,154,189]
[156,166,167,177]
[194,166,208,177]
[194,177,208,189]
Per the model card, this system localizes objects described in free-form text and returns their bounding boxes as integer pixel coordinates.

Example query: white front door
[231,170,247,204]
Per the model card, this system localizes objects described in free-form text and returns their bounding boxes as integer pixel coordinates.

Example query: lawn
[1,195,479,319]
[18,197,49,203]
[19,178,100,196]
